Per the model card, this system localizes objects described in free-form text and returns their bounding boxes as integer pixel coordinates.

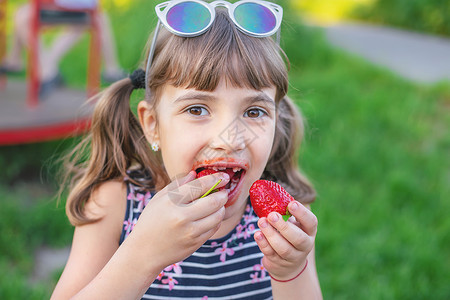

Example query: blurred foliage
[0,181,72,299]
[295,0,450,36]
[1,0,450,299]
[0,139,76,184]
[291,0,373,23]
[0,140,75,298]
[352,0,450,36]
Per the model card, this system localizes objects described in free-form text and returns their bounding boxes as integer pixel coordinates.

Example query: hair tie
[129,68,146,89]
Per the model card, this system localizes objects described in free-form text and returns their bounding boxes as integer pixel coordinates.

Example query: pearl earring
[151,142,159,152]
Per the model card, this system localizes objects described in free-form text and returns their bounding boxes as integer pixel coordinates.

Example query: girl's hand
[127,171,230,271]
[254,201,318,280]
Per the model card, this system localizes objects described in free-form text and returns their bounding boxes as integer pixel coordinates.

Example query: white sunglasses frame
[145,0,283,96]
[155,0,283,38]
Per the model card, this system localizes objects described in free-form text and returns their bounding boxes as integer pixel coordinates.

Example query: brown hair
[63,9,315,226]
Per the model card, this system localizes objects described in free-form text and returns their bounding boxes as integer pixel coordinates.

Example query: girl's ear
[138,100,159,145]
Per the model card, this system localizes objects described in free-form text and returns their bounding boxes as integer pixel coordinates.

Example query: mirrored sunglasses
[156,0,283,37]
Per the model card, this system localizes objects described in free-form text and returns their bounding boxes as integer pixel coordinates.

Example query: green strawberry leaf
[282,213,292,222]
[200,179,222,198]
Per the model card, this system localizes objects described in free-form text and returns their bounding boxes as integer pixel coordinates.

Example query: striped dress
[120,173,273,300]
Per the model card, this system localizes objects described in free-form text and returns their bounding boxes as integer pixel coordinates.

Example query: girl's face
[140,79,277,220]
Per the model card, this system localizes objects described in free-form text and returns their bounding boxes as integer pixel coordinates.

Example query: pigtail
[264,96,316,204]
[62,78,166,225]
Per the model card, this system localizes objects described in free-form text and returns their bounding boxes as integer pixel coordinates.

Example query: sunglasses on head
[156,0,283,37]
[145,0,283,94]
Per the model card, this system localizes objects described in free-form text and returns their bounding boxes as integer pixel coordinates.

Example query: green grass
[351,0,450,36]
[1,0,449,298]
[0,179,73,299]
[294,0,450,37]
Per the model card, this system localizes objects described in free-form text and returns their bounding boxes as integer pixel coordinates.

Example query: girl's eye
[187,106,209,116]
[245,108,267,118]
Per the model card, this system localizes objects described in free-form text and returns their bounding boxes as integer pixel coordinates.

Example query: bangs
[148,9,289,102]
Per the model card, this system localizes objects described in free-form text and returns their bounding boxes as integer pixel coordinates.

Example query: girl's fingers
[192,205,226,238]
[176,170,197,185]
[258,217,305,261]
[266,212,312,252]
[187,190,228,221]
[165,172,230,205]
[163,171,196,199]
[254,230,277,258]
[288,201,318,237]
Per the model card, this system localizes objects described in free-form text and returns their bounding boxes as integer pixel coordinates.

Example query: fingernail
[255,231,263,241]
[269,213,279,222]
[289,201,299,211]
[219,172,230,181]
[259,219,268,228]
[182,171,197,184]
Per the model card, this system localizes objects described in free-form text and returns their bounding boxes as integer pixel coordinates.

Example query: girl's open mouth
[195,165,246,206]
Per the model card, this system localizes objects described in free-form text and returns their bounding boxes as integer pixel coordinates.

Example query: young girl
[52,1,322,299]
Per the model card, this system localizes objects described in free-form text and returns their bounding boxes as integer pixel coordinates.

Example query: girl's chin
[224,190,242,208]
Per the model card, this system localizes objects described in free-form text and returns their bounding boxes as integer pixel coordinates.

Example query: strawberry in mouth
[195,164,246,206]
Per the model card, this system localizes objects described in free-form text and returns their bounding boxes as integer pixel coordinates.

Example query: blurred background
[0,0,449,299]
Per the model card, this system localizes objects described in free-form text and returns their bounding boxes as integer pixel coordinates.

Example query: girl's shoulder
[84,179,127,223]
[53,179,127,296]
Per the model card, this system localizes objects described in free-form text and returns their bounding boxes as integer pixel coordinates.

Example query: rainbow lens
[167,1,211,34]
[234,3,276,34]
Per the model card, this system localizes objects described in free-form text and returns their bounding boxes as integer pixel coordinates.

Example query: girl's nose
[209,118,249,154]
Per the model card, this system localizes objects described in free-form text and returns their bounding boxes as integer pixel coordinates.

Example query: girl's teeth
[233,167,241,172]
[218,166,226,171]
[230,181,237,191]
[212,166,219,171]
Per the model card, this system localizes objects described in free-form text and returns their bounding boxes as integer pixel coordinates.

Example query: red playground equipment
[0,0,100,145]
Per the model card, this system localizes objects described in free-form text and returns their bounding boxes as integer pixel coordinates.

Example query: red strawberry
[249,180,294,221]
[197,168,235,180]
[196,169,217,178]
[196,169,225,193]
